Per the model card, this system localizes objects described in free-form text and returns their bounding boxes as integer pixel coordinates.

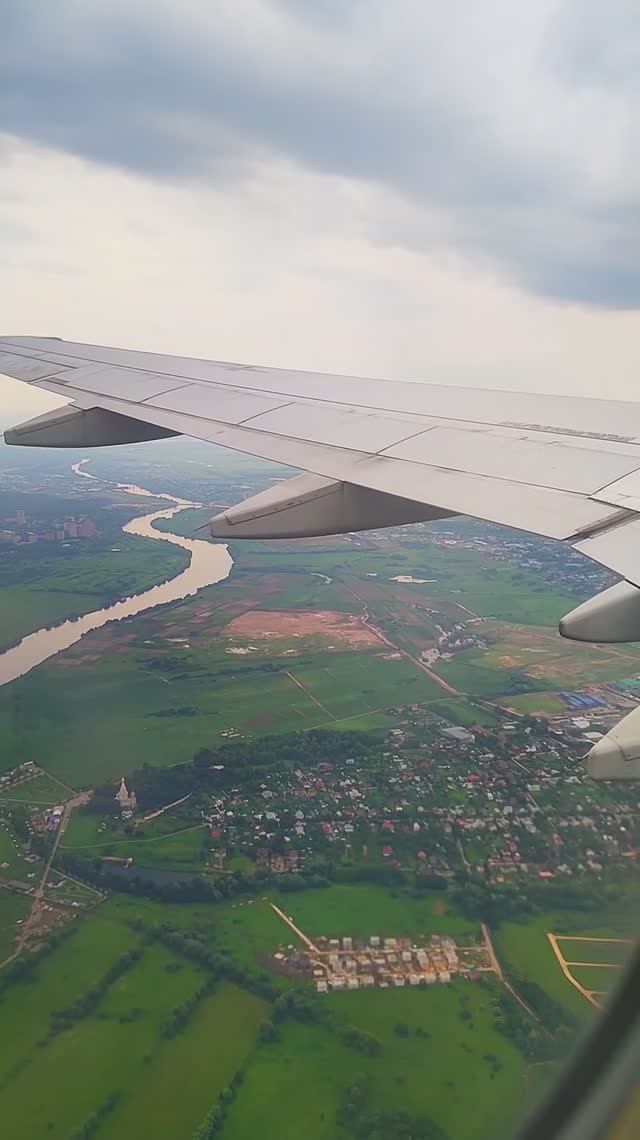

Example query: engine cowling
[209,472,455,540]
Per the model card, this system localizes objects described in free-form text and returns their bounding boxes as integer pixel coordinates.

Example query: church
[115,777,137,816]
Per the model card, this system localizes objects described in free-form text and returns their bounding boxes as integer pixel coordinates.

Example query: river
[0,461,233,687]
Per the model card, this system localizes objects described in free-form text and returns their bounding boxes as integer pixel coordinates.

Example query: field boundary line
[61,821,207,852]
[564,961,621,969]
[555,935,632,944]
[547,933,600,1008]
[283,671,334,719]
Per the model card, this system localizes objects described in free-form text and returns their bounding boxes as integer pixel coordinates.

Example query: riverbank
[0,464,233,688]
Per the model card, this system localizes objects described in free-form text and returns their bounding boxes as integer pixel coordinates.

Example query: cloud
[2,140,639,421]
[1,0,639,307]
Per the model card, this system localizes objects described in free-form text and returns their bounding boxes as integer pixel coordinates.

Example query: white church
[115,777,137,817]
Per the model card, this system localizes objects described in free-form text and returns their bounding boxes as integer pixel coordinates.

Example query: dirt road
[481,922,540,1020]
[13,791,91,956]
[340,580,462,695]
[270,903,318,952]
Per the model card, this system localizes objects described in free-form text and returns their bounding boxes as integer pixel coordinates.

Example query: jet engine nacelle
[5,404,178,447]
[209,472,455,539]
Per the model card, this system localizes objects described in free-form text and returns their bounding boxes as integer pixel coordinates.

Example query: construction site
[270,903,493,992]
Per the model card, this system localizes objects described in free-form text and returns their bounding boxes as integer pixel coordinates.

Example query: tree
[257,1019,280,1045]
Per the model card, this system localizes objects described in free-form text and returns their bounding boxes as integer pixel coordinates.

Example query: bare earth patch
[224,609,381,648]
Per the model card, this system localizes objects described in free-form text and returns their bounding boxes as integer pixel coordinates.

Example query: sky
[1,0,639,421]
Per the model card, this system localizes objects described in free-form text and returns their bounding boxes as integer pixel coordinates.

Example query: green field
[0,772,74,804]
[102,983,267,1140]
[0,894,30,960]
[0,913,137,1083]
[222,982,525,1140]
[497,903,637,1022]
[500,692,567,715]
[569,964,622,995]
[497,917,591,1018]
[61,815,208,870]
[220,1018,358,1140]
[429,697,501,727]
[1,877,620,1140]
[555,938,632,967]
[0,644,444,785]
[0,819,35,883]
[0,888,268,1140]
[435,653,531,697]
[232,539,582,627]
[271,885,475,942]
[0,943,204,1139]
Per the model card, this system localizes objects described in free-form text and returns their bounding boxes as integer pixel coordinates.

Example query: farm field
[220,1018,359,1140]
[222,981,524,1140]
[232,538,584,627]
[0,873,627,1140]
[0,894,31,961]
[497,917,597,1018]
[552,937,632,966]
[61,817,208,870]
[101,983,267,1140]
[479,622,640,686]
[0,942,206,1139]
[0,818,35,883]
[499,692,567,715]
[497,903,637,1021]
[0,914,137,1082]
[434,653,545,698]
[427,698,501,727]
[0,771,74,805]
[0,642,443,786]
[568,963,621,996]
[269,884,475,942]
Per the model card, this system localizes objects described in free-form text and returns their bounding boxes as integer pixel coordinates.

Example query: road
[270,902,318,952]
[481,922,540,1020]
[13,791,91,955]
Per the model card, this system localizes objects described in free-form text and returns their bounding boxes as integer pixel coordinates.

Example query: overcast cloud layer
[2,0,639,307]
[1,2,639,420]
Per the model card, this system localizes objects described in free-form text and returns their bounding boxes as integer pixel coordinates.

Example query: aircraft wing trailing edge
[4,335,640,780]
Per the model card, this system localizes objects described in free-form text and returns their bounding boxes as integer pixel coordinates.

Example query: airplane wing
[3,334,640,778]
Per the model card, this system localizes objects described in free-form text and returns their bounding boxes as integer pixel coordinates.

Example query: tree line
[84,727,376,815]
[66,1091,122,1140]
[337,1075,449,1139]
[49,948,144,1037]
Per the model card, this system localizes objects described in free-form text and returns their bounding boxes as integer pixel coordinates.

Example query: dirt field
[224,609,382,648]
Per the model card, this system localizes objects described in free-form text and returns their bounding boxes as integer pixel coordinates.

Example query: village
[194,708,638,883]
